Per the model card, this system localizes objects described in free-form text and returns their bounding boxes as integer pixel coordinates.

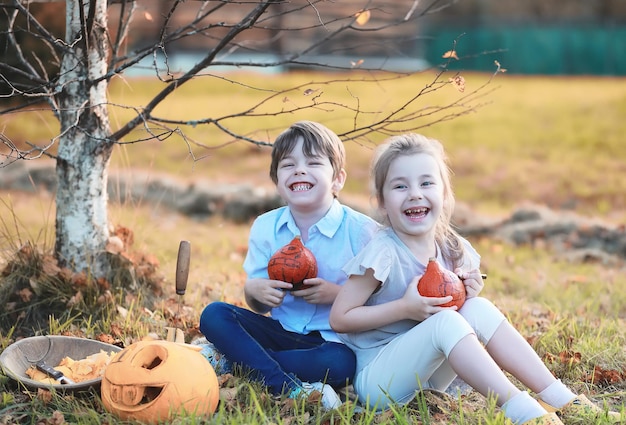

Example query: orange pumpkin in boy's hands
[417,258,466,309]
[267,236,317,291]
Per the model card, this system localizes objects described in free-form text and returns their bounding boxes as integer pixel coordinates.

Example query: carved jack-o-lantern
[101,340,219,424]
[267,236,318,291]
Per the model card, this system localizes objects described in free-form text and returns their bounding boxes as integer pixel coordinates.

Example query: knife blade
[35,361,76,385]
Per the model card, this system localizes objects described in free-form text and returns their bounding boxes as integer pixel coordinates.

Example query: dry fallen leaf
[42,255,61,276]
[37,388,53,404]
[50,410,66,425]
[19,287,33,302]
[105,236,124,254]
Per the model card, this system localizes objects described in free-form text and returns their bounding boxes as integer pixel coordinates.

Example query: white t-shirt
[339,226,480,372]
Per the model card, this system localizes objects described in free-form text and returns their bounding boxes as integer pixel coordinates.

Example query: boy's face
[275,136,345,214]
[381,153,443,242]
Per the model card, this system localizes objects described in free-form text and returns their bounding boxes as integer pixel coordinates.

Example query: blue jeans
[199,301,356,394]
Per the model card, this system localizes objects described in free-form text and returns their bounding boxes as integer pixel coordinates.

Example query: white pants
[354,297,506,410]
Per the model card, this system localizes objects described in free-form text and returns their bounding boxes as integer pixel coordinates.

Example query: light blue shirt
[244,199,380,342]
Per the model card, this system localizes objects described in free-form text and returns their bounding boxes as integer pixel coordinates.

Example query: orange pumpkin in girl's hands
[267,236,318,291]
[417,258,466,309]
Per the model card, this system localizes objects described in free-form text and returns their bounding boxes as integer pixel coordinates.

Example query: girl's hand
[455,268,485,299]
[405,276,456,321]
[291,278,339,305]
[245,278,291,310]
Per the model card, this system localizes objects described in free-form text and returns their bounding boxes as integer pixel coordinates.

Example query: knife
[35,361,76,385]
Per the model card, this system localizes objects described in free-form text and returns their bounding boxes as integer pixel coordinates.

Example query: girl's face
[381,152,444,242]
[275,136,345,214]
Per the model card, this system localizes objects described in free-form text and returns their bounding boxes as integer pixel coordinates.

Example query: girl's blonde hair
[269,121,345,186]
[371,133,464,267]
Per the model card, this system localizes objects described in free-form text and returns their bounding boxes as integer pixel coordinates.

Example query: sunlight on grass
[2,73,626,424]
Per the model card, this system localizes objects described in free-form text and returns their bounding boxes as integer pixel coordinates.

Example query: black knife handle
[36,361,63,380]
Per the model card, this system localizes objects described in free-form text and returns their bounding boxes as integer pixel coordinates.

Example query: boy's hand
[405,276,455,321]
[245,278,291,309]
[455,268,485,299]
[291,278,339,304]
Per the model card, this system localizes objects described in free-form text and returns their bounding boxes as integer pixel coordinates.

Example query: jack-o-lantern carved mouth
[104,343,170,410]
[107,383,167,410]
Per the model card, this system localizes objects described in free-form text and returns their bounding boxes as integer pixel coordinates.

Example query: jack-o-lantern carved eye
[101,340,219,424]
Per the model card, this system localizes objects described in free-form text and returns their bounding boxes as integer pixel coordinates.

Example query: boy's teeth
[292,183,311,191]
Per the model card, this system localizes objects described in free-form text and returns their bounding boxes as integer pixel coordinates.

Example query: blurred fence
[422,25,626,75]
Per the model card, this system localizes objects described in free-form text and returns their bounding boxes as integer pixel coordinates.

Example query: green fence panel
[422,26,626,75]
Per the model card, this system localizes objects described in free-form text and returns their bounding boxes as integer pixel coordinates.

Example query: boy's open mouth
[290,183,312,192]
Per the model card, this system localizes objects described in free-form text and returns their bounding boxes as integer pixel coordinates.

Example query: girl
[329,134,621,424]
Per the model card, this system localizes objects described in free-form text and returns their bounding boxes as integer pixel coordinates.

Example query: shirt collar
[276,199,344,238]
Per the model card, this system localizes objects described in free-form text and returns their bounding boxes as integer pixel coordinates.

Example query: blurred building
[109,0,431,72]
[116,0,626,75]
[3,1,623,78]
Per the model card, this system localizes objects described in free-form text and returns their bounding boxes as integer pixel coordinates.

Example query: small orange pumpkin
[101,340,219,424]
[267,236,317,291]
[417,258,466,309]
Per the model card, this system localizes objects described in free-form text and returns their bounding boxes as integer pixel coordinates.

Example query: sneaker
[538,394,622,423]
[289,382,342,410]
[191,337,232,375]
[521,413,564,425]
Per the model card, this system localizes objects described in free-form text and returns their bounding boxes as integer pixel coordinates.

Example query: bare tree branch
[110,0,278,141]
[0,0,504,277]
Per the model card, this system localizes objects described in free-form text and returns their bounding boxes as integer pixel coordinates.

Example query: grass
[1,72,626,423]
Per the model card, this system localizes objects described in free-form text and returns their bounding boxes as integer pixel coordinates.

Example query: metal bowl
[0,335,122,392]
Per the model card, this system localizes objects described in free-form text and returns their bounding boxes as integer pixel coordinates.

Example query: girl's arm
[330,268,454,333]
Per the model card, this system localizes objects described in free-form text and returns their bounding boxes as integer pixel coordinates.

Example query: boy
[199,121,379,409]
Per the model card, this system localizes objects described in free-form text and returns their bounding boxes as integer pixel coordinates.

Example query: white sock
[537,379,576,409]
[501,391,548,424]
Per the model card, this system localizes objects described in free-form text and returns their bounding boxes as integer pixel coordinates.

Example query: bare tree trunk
[54,0,113,276]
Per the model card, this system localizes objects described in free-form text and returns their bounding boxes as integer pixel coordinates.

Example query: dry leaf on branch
[442,50,459,60]
[449,75,465,92]
[355,10,371,26]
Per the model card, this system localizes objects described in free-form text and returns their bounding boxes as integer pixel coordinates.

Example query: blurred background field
[4,71,626,221]
[2,71,626,316]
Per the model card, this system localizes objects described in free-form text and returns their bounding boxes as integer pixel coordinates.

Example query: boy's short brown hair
[269,121,346,185]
